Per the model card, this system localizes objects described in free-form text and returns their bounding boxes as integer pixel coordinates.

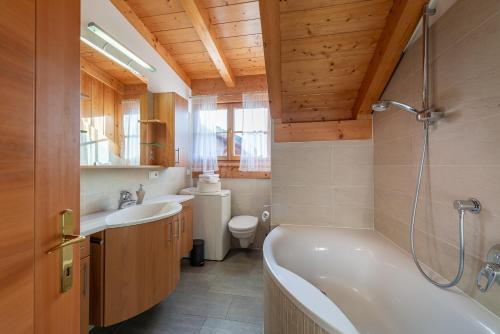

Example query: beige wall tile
[272,140,373,229]
[374,0,500,315]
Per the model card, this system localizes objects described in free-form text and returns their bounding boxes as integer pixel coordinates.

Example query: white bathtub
[263,225,500,334]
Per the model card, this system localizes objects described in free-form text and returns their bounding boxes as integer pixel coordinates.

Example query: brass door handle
[47,234,86,254]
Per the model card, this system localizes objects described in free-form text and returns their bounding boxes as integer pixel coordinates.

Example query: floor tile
[161,290,233,318]
[200,318,263,334]
[122,311,205,334]
[226,295,264,325]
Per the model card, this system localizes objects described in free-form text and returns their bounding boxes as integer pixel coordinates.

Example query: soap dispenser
[136,184,145,205]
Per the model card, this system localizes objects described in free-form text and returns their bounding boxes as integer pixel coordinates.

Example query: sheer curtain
[239,92,271,172]
[192,95,219,173]
[121,99,141,165]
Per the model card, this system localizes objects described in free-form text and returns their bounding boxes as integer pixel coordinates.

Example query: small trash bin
[190,239,205,267]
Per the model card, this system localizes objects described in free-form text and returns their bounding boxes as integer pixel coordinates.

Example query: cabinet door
[174,94,189,167]
[171,214,181,284]
[80,256,90,334]
[89,235,105,327]
[181,204,193,256]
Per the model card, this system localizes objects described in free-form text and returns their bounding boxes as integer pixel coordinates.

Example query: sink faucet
[118,190,136,209]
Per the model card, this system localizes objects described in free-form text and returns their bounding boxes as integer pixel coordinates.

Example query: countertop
[80,194,194,236]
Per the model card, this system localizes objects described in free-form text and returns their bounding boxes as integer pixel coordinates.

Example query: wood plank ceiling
[124,0,265,80]
[280,0,392,122]
[261,0,428,124]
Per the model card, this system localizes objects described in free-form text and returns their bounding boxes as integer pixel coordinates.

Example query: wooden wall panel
[0,1,35,333]
[274,119,372,142]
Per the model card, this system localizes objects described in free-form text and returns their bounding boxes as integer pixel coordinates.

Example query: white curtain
[121,99,141,165]
[239,92,271,172]
[192,95,219,173]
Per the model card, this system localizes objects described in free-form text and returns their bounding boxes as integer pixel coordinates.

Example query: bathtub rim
[263,225,361,334]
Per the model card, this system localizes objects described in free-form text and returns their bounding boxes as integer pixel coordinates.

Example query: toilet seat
[228,215,258,232]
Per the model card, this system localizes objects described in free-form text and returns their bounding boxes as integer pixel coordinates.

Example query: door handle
[46,209,85,292]
[176,148,180,165]
[47,233,86,254]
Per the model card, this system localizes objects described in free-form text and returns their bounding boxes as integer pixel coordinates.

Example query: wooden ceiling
[124,0,265,81]
[261,0,429,127]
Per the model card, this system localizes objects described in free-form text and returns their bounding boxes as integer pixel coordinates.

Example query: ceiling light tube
[80,36,142,77]
[87,22,156,72]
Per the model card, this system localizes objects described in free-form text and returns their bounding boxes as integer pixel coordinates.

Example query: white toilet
[228,215,258,248]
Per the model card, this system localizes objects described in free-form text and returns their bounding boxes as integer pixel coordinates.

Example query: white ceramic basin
[105,201,182,227]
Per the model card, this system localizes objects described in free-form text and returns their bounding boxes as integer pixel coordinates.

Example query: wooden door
[34,0,81,333]
[0,1,36,333]
[1,0,81,333]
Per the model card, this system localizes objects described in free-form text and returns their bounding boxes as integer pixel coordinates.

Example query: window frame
[218,102,242,162]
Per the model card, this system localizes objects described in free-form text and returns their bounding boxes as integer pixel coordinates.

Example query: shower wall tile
[271,140,373,229]
[374,0,500,316]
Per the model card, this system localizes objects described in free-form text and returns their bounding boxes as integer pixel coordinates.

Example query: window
[214,103,269,162]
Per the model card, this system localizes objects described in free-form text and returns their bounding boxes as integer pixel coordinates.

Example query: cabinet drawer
[80,237,90,259]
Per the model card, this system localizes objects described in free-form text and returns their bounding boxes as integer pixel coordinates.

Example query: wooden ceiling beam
[180,0,235,87]
[274,119,372,142]
[259,0,282,119]
[109,0,192,87]
[80,56,125,95]
[353,0,428,119]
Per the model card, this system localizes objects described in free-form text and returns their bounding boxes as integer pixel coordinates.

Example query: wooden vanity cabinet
[180,200,193,257]
[80,238,90,334]
[88,205,193,327]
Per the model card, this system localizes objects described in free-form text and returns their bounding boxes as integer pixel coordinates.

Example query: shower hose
[410,123,465,288]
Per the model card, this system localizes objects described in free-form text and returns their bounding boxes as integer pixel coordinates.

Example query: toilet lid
[228,215,258,231]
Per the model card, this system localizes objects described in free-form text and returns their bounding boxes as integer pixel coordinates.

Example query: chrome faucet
[118,190,136,209]
[477,244,500,293]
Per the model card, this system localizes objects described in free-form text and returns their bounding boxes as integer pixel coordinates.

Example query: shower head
[372,100,419,114]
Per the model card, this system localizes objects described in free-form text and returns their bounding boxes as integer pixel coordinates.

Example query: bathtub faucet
[476,244,500,293]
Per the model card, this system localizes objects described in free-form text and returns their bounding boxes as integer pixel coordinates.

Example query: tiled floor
[91,249,264,334]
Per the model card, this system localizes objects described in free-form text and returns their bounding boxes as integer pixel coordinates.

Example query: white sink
[105,201,182,227]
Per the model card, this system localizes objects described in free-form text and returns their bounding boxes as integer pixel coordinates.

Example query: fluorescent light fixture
[80,36,142,77]
[87,22,156,72]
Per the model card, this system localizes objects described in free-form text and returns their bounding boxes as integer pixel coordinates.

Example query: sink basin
[105,201,182,227]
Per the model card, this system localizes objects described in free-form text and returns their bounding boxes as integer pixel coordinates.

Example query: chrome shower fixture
[372,100,418,114]
[371,100,443,124]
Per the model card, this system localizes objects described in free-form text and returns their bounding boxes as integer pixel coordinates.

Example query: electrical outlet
[148,170,159,179]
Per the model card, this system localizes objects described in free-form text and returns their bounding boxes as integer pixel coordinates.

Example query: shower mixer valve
[477,244,500,293]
